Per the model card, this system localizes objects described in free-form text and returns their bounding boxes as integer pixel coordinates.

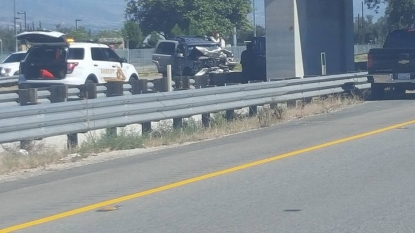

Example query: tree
[354,14,388,44]
[364,0,415,30]
[232,25,266,45]
[122,21,143,49]
[96,30,123,38]
[147,31,162,48]
[171,24,184,36]
[67,27,90,40]
[187,19,203,36]
[124,0,252,38]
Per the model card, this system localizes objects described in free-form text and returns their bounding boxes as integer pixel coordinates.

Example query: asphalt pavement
[0,94,415,233]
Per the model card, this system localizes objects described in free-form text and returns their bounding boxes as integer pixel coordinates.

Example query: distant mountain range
[0,0,385,32]
[0,0,127,31]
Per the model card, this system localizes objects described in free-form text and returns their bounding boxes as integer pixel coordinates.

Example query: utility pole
[253,0,256,37]
[17,11,26,31]
[361,1,365,44]
[357,14,360,44]
[14,0,17,52]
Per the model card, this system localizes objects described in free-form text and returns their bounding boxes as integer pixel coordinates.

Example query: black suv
[152,36,237,76]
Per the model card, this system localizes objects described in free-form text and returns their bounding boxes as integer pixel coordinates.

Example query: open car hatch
[16,31,68,47]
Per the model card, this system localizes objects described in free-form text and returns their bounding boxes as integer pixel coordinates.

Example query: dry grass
[0,93,363,175]
[0,142,67,174]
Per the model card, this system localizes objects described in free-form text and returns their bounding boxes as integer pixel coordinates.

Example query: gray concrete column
[265,0,354,79]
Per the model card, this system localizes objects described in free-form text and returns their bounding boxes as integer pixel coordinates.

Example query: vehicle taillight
[67,62,78,74]
[367,53,373,69]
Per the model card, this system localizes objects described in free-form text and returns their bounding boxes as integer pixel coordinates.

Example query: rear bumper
[367,74,415,84]
[367,74,415,89]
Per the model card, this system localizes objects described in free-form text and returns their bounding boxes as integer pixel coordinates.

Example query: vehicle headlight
[1,68,12,76]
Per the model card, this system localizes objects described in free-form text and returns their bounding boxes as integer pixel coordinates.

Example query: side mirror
[176,53,184,58]
[120,57,128,63]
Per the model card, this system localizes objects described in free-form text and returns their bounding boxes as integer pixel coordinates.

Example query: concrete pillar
[265,0,354,79]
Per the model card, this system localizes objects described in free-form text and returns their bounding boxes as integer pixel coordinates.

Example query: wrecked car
[152,36,238,77]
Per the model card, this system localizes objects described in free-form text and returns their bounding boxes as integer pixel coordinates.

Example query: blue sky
[252,0,387,26]
[353,0,386,21]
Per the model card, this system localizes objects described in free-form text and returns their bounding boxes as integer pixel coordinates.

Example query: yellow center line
[1,119,415,232]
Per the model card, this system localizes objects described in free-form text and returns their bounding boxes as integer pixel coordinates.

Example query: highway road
[0,94,415,232]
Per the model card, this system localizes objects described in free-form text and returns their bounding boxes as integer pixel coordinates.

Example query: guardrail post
[106,82,124,138]
[194,75,209,89]
[50,85,77,150]
[131,79,152,134]
[182,76,190,89]
[226,110,235,121]
[18,88,38,150]
[50,85,68,103]
[152,78,163,92]
[169,70,183,128]
[79,82,97,100]
[131,79,148,94]
[77,82,97,142]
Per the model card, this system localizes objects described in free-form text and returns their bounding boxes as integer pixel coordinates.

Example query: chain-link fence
[354,44,382,54]
[113,46,247,73]
[0,54,8,63]
[0,45,381,73]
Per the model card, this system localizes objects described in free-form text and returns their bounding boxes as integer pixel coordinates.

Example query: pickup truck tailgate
[368,48,415,74]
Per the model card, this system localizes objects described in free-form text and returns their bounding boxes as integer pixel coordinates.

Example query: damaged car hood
[193,46,233,59]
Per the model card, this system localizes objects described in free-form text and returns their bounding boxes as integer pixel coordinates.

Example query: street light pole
[0,39,3,57]
[17,11,26,31]
[75,19,81,30]
[253,0,256,37]
[14,0,17,52]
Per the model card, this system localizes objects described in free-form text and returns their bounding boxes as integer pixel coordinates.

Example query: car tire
[85,79,95,85]
[370,83,385,100]
[129,75,138,85]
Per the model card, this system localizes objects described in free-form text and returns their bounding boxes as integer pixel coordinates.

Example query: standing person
[109,44,115,51]
[210,32,226,49]
[240,42,255,83]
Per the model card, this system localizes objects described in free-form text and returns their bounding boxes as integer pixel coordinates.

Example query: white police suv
[16,30,139,89]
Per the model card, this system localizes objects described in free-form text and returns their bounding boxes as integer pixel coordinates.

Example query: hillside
[0,0,126,30]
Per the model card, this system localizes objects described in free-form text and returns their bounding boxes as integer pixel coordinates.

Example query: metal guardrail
[0,72,279,107]
[0,75,18,87]
[0,72,369,145]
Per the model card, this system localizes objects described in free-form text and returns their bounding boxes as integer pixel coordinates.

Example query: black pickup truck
[367,28,415,99]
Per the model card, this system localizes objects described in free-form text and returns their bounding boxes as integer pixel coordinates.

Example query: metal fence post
[166,64,173,92]
[321,52,327,76]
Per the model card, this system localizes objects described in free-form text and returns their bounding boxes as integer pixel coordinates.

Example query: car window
[68,48,85,60]
[91,48,105,61]
[383,30,415,48]
[26,47,66,62]
[2,53,27,63]
[101,48,120,62]
[155,42,176,55]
